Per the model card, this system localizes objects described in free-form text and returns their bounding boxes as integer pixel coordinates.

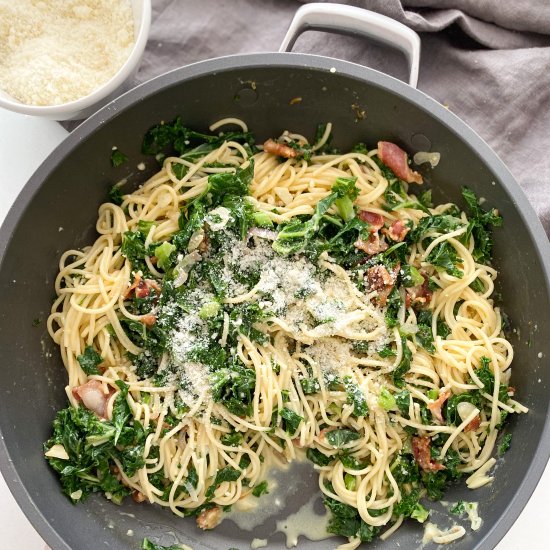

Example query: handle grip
[279,3,421,88]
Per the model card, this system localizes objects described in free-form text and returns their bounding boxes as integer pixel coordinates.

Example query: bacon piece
[135,279,150,298]
[358,210,385,232]
[124,273,142,299]
[354,232,388,256]
[384,219,410,242]
[406,278,433,307]
[263,138,297,159]
[196,506,222,530]
[140,314,157,327]
[72,379,113,419]
[366,264,399,305]
[367,265,395,290]
[125,274,161,299]
[412,436,445,472]
[427,390,451,423]
[132,490,147,503]
[378,141,423,184]
[464,415,481,432]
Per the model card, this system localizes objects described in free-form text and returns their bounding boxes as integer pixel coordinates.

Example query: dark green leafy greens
[44,387,147,504]
[110,149,128,168]
[76,346,103,375]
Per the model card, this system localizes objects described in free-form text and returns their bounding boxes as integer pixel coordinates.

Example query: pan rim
[1,51,549,550]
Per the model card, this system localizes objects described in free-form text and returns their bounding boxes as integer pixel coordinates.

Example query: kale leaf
[142,117,255,158]
[280,408,303,436]
[326,429,361,448]
[343,375,368,417]
[461,187,503,264]
[142,538,185,550]
[110,149,128,168]
[44,404,148,504]
[306,447,333,467]
[76,346,103,375]
[392,337,412,387]
[205,466,241,499]
[252,480,269,497]
[324,483,380,542]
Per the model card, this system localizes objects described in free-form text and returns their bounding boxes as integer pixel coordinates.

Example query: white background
[0,108,548,549]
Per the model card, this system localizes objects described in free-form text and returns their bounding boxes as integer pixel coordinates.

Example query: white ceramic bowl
[0,0,151,121]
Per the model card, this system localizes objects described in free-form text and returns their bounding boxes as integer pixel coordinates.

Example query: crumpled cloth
[138,0,550,235]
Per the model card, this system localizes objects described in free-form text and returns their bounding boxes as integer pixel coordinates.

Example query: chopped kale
[210,363,256,417]
[220,432,243,447]
[415,310,450,354]
[272,177,359,256]
[450,501,466,515]
[384,287,402,329]
[461,187,503,264]
[44,404,148,504]
[142,117,255,158]
[110,149,128,168]
[205,466,241,499]
[426,242,463,278]
[252,480,269,497]
[306,447,333,467]
[76,346,103,375]
[378,387,396,411]
[120,230,152,274]
[326,429,361,448]
[394,390,411,417]
[343,375,368,417]
[498,433,512,456]
[324,483,380,542]
[280,408,303,436]
[392,337,412,387]
[142,538,185,550]
[108,184,124,205]
[445,392,481,426]
[300,376,321,395]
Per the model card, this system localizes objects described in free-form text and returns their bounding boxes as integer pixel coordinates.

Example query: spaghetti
[44,119,526,547]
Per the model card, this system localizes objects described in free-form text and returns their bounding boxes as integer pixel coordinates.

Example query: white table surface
[0,107,548,549]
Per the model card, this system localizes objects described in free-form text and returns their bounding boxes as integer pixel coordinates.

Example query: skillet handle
[279,2,420,88]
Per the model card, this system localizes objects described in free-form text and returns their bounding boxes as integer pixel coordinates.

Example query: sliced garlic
[413,151,441,168]
[44,443,69,460]
[457,401,479,422]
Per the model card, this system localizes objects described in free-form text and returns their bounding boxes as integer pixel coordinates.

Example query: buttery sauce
[275,494,331,548]
[223,457,334,548]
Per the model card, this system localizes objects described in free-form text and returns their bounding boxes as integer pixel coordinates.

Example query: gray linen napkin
[137,0,550,235]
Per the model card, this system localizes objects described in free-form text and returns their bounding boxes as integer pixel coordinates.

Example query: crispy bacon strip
[354,232,388,256]
[427,390,451,423]
[384,219,410,242]
[378,141,423,184]
[125,274,161,299]
[464,415,481,433]
[124,273,142,299]
[412,436,445,472]
[406,278,433,307]
[366,264,399,305]
[358,210,385,232]
[72,380,113,419]
[196,506,222,530]
[140,314,157,327]
[263,138,297,159]
[132,490,147,503]
[367,265,395,290]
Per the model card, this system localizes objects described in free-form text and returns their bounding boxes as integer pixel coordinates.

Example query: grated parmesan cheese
[0,0,134,105]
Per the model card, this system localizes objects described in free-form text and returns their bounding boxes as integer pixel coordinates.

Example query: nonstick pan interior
[1,53,549,550]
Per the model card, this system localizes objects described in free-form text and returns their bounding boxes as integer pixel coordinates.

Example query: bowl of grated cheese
[0,0,151,120]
